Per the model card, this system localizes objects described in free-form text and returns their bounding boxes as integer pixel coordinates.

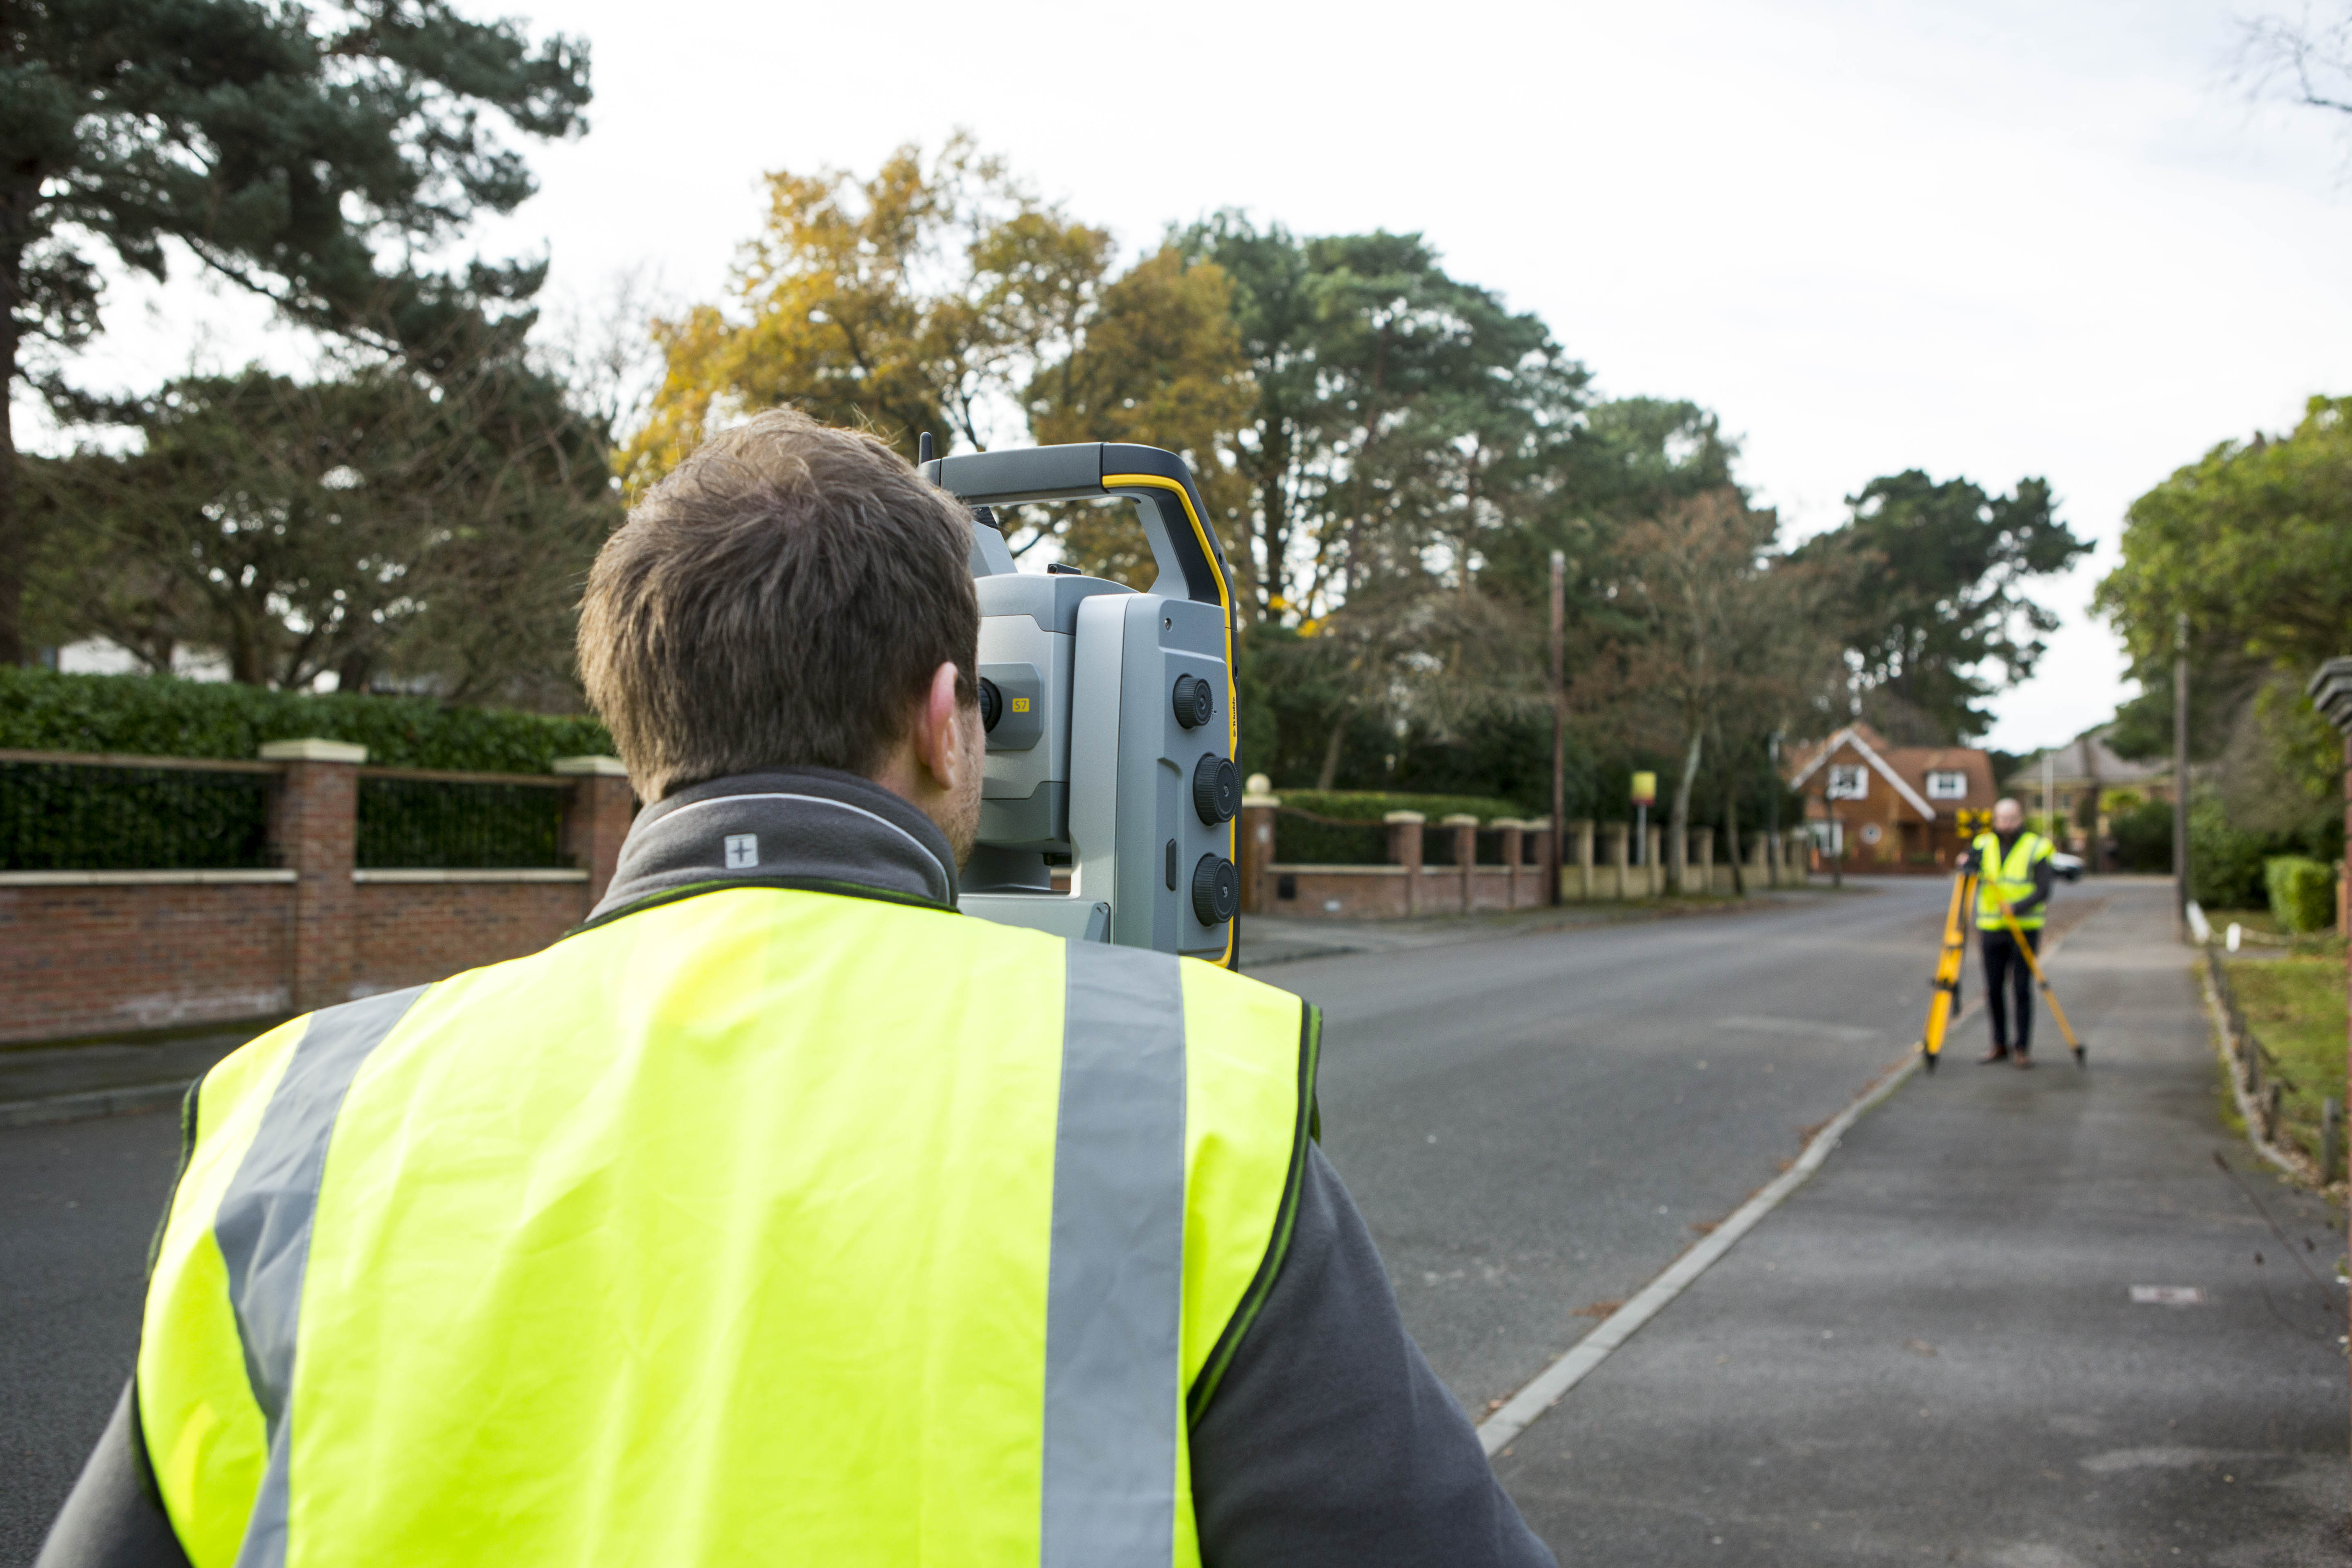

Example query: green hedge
[1272,789,1528,824]
[0,668,611,774]
[2264,855,2338,933]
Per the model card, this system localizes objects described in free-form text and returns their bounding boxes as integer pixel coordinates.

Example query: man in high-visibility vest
[40,410,1553,1568]
[1961,797,2056,1069]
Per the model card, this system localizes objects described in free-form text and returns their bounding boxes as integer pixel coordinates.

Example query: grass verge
[2221,933,2348,1178]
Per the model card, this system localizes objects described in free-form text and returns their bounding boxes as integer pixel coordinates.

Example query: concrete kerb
[1474,908,2090,1457]
[1239,884,1847,970]
[0,1080,189,1130]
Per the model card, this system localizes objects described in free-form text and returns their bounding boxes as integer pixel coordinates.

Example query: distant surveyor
[1960,797,2055,1068]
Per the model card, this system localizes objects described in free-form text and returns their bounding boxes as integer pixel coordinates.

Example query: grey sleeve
[36,1381,193,1568]
[1188,1144,1557,1568]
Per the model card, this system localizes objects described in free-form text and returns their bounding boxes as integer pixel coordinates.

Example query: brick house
[1782,723,2000,873]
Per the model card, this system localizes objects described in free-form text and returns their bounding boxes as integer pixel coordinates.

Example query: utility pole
[1549,550,1566,907]
[2174,610,2190,931]
[2303,656,2352,1474]
[2043,751,2058,846]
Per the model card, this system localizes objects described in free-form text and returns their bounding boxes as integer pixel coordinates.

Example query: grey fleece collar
[586,767,959,925]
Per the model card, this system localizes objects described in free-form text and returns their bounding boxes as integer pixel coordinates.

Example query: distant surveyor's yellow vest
[1973,830,2052,931]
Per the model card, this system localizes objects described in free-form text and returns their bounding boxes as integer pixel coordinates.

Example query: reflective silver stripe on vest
[214,986,425,1568]
[1040,941,1187,1568]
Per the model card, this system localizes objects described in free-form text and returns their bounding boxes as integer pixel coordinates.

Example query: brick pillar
[1238,775,1280,915]
[1495,819,1525,908]
[1646,826,1665,895]
[1385,811,1425,917]
[1605,822,1629,900]
[1569,818,1592,902]
[262,738,365,1013]
[1529,817,1557,906]
[555,756,636,910]
[1442,815,1479,913]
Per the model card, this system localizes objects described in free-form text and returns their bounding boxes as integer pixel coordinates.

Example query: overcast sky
[39,0,2352,753]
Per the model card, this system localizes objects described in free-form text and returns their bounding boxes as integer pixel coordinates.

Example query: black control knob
[1192,855,1239,925]
[1193,754,1239,824]
[1173,674,1214,731]
[977,678,1002,733]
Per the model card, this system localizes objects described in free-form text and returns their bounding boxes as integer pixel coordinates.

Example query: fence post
[1570,819,1593,902]
[1529,818,1556,906]
[1239,774,1280,915]
[2324,1098,2343,1187]
[261,738,366,1013]
[554,757,635,910]
[1441,815,1479,913]
[1646,825,1665,896]
[1385,811,1425,917]
[1604,822,1628,900]
[1495,819,1525,909]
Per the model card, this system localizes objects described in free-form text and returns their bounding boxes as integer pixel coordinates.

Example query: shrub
[1272,789,1527,824]
[2110,800,2174,873]
[0,667,610,773]
[2188,791,2269,909]
[2264,855,2338,933]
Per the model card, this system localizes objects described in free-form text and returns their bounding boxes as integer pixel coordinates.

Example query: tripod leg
[2000,906,2085,1064]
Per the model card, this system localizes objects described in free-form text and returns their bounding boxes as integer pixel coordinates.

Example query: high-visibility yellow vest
[136,888,1316,1568]
[1973,830,2052,931]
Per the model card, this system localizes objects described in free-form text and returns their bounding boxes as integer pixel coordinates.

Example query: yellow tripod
[1991,898,2086,1069]
[1917,868,1978,1073]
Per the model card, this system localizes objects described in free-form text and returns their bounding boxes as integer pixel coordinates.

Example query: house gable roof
[1786,725,1940,821]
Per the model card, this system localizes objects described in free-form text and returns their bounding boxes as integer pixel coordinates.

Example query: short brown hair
[579,409,978,799]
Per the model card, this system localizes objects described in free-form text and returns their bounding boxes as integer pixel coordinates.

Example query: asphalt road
[0,1108,185,1566]
[1267,876,1964,1417]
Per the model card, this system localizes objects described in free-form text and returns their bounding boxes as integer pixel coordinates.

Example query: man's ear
[908,661,967,794]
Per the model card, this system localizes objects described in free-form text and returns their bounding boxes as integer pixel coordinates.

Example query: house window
[1826,764,1869,800]
[1926,770,1967,800]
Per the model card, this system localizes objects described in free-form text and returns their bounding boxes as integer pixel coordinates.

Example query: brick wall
[356,881,589,996]
[0,745,634,1046]
[0,881,295,1042]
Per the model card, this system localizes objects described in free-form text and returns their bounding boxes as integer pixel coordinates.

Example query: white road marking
[1477,1049,1919,1455]
[2129,1286,2204,1305]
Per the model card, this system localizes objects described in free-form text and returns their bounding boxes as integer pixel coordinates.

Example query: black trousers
[1980,927,2040,1054]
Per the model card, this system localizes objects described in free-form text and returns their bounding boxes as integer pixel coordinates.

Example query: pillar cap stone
[259,738,367,763]
[1490,817,1526,830]
[1525,817,1553,831]
[1439,813,1480,827]
[552,755,631,777]
[2309,657,2352,735]
[1245,772,1273,794]
[1382,810,1426,824]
